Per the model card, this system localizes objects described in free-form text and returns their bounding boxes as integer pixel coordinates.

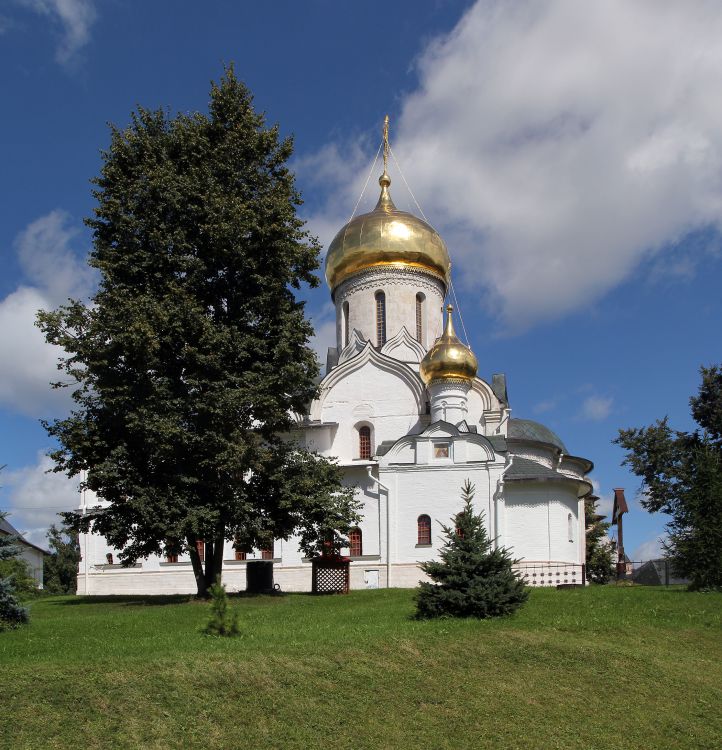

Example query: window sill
[349,554,381,561]
[159,561,191,567]
[415,544,433,549]
[95,563,142,570]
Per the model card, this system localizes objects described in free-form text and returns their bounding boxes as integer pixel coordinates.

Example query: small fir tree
[584,496,615,584]
[415,480,528,619]
[0,511,29,630]
[203,583,239,637]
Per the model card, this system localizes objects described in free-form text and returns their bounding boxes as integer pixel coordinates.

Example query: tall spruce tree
[37,68,358,597]
[615,364,722,590]
[415,480,528,619]
[584,496,615,584]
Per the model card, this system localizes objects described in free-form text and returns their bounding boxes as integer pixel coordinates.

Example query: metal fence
[616,558,689,586]
[514,562,585,587]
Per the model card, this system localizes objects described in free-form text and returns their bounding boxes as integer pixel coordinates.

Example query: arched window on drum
[375,291,386,347]
[342,301,350,348]
[415,293,425,344]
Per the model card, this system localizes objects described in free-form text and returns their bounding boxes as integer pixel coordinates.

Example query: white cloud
[19,0,97,65]
[15,209,96,304]
[1,452,81,547]
[532,398,557,415]
[580,394,613,421]
[301,0,722,332]
[632,535,668,561]
[0,210,95,417]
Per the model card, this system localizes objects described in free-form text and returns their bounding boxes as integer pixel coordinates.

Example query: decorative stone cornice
[334,265,445,302]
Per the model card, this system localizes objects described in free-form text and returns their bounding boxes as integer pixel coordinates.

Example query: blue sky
[1,1,720,558]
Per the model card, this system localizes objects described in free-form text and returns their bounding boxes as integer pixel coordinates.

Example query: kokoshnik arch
[76,120,593,594]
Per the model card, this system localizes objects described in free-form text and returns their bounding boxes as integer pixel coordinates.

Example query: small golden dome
[420,305,478,385]
[324,173,451,291]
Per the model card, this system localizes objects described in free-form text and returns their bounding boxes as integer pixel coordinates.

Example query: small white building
[0,516,47,589]
[77,158,593,595]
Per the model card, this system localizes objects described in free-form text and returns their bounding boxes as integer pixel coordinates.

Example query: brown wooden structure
[612,488,629,579]
[311,554,350,594]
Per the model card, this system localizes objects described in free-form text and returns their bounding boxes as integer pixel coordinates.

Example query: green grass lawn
[1,586,720,750]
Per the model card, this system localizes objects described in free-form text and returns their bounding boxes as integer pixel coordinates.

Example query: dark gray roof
[487,435,508,452]
[491,373,508,405]
[506,457,566,481]
[508,418,567,452]
[0,516,49,554]
[374,440,397,457]
[0,516,17,536]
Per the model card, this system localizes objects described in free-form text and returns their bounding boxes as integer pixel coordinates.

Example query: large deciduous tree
[38,68,357,597]
[615,364,722,590]
[43,523,81,595]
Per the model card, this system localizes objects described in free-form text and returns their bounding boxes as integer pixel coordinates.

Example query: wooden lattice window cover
[312,555,350,595]
[234,549,247,561]
[417,514,431,545]
[359,426,371,460]
[196,540,205,562]
[349,527,362,557]
[261,548,273,560]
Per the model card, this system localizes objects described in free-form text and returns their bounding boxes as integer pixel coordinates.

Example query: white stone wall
[314,358,424,460]
[503,481,582,565]
[18,545,44,589]
[334,267,445,351]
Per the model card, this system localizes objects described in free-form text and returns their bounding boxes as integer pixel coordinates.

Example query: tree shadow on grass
[52,594,196,607]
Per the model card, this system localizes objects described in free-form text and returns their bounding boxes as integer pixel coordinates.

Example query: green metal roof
[508,418,567,452]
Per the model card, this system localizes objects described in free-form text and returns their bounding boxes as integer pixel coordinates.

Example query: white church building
[77,146,593,595]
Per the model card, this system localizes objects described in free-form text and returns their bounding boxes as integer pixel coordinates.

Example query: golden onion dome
[420,305,478,385]
[324,171,451,291]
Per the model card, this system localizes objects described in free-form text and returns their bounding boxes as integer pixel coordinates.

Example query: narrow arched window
[234,549,247,561]
[568,513,574,542]
[261,547,274,560]
[375,291,386,347]
[349,527,362,557]
[358,426,371,460]
[418,515,431,545]
[342,301,350,347]
[106,553,114,565]
[196,540,205,562]
[415,293,424,343]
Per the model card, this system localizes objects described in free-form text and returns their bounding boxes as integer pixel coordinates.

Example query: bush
[203,583,239,637]
[0,558,37,597]
[0,577,29,630]
[0,510,30,629]
[415,480,529,619]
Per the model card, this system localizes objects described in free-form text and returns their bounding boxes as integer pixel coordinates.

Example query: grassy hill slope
[1,586,720,749]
